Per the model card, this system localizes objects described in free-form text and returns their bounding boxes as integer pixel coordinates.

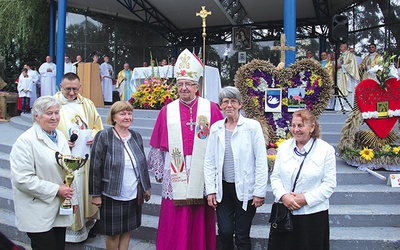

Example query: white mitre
[176,48,204,82]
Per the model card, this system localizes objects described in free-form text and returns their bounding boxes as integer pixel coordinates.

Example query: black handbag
[269,202,293,232]
[269,139,316,233]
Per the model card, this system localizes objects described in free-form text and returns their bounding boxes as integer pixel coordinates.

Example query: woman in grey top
[89,101,151,250]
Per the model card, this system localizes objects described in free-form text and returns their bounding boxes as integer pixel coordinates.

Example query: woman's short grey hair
[31,96,62,120]
[218,86,242,104]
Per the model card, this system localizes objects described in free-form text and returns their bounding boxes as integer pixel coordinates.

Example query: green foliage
[0,0,49,91]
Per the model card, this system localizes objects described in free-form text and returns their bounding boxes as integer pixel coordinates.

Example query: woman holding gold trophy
[89,101,151,250]
[10,96,76,250]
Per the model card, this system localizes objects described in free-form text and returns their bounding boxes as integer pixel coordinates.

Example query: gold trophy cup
[55,152,89,212]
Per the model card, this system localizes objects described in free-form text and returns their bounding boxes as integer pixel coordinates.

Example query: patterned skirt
[99,195,142,236]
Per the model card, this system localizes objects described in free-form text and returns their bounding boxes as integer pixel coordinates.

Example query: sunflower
[393,146,400,155]
[149,100,157,108]
[360,147,374,161]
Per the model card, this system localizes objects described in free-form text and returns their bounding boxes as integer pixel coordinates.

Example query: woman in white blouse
[268,109,336,250]
[204,86,268,250]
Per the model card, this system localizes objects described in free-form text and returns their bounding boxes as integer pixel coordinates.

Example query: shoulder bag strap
[292,139,316,192]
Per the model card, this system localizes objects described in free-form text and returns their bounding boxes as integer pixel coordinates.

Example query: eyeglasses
[63,87,79,92]
[221,99,239,106]
[177,82,197,88]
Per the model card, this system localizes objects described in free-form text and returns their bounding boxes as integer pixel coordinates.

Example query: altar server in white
[20,63,40,108]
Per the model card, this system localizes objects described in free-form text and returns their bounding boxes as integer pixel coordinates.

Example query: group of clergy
[306,43,382,111]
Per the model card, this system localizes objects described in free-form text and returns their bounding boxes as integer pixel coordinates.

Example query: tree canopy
[0,0,49,89]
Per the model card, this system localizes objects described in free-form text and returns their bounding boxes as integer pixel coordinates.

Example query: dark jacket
[89,127,151,197]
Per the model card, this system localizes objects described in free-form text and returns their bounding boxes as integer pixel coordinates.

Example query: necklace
[180,97,198,131]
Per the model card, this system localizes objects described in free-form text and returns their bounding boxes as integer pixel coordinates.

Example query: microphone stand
[83,52,96,63]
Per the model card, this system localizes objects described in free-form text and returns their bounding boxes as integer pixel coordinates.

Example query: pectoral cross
[186,108,196,131]
[271,33,295,64]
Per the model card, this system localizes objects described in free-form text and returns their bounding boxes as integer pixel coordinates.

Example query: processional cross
[196,6,211,60]
[196,6,211,97]
[271,33,295,64]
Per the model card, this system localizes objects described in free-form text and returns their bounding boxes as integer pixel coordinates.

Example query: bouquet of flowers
[129,74,178,109]
[368,52,398,90]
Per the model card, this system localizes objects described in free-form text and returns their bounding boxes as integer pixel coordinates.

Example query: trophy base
[59,207,73,215]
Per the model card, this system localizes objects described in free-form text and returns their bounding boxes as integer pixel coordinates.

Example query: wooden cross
[271,33,295,64]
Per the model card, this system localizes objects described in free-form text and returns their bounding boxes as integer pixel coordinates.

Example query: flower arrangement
[235,59,333,144]
[368,52,398,90]
[337,106,400,171]
[129,74,178,109]
[267,138,288,171]
[341,144,400,166]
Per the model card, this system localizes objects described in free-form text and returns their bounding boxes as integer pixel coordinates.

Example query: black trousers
[217,181,256,250]
[27,227,66,250]
[268,210,330,250]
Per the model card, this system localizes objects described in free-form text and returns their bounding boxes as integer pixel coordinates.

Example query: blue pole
[56,0,67,89]
[284,0,296,67]
[49,0,55,58]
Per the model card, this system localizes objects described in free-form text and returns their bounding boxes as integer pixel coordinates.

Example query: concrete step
[0,145,392,187]
[1,163,399,208]
[9,116,30,132]
[0,208,156,250]
[10,110,350,148]
[3,202,400,250]
[2,109,400,250]
[0,152,9,170]
[319,122,345,133]
[248,224,400,250]
[2,180,400,229]
[65,235,156,250]
[0,167,11,189]
[321,132,341,146]
[319,111,350,123]
[0,123,21,155]
[18,113,33,124]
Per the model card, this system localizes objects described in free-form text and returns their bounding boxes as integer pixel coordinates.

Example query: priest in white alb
[64,56,74,74]
[39,55,57,96]
[336,42,359,111]
[147,49,224,250]
[100,56,114,104]
[54,72,103,243]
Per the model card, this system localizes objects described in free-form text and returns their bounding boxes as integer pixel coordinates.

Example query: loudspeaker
[330,15,348,43]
